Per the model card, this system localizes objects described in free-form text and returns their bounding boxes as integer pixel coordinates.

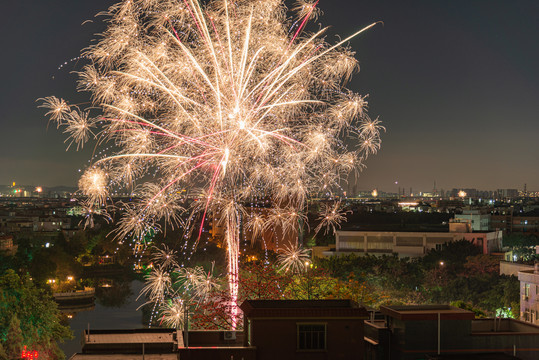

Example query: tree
[462,254,499,277]
[0,270,72,359]
[503,233,539,248]
[28,249,57,284]
[5,315,23,360]
[240,262,284,300]
[450,300,487,318]
[0,342,7,360]
[422,240,481,272]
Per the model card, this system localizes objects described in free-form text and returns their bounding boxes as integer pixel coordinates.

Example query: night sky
[1,0,537,192]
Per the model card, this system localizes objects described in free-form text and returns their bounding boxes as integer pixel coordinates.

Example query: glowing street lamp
[305,260,313,300]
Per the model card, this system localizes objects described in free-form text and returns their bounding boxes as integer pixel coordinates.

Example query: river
[59,280,146,358]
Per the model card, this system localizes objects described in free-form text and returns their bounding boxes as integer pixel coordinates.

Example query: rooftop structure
[365,305,539,360]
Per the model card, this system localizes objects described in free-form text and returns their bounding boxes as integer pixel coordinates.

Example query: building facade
[454,209,490,231]
[334,229,502,258]
[241,300,369,360]
[518,264,539,324]
[491,215,539,236]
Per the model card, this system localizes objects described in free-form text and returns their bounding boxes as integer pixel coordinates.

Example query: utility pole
[184,306,189,348]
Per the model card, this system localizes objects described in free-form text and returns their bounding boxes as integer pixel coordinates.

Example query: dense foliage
[0,270,72,360]
[316,240,519,317]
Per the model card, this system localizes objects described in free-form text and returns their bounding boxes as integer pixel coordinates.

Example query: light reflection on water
[59,280,145,358]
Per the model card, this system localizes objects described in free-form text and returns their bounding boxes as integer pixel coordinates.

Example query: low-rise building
[365,305,539,360]
[69,300,369,360]
[518,263,539,324]
[455,209,490,231]
[491,215,539,236]
[241,299,369,360]
[333,227,502,258]
[68,303,539,360]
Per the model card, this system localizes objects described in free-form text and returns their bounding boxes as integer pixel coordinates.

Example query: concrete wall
[251,318,364,360]
[500,261,533,276]
[178,347,256,360]
[185,330,244,347]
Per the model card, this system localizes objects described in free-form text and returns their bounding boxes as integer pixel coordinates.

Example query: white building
[455,209,490,231]
[518,264,539,324]
[332,228,502,258]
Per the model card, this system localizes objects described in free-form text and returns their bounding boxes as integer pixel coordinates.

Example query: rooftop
[82,329,178,346]
[240,299,369,319]
[472,318,539,335]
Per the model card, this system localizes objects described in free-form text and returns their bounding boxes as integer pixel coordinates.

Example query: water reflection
[59,280,145,358]
[95,279,133,308]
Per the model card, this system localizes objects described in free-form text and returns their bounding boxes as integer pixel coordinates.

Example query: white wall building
[519,264,539,324]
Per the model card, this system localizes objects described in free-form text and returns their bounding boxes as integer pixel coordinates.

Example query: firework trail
[40,0,383,328]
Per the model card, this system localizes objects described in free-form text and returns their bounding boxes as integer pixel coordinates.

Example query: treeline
[316,240,519,317]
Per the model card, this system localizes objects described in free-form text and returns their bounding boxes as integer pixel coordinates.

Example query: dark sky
[1,0,537,192]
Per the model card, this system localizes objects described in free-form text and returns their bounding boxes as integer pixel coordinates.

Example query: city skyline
[0,0,538,190]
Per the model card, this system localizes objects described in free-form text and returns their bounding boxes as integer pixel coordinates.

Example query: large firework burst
[41,0,382,328]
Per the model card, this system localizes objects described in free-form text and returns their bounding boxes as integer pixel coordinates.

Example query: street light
[305,260,312,300]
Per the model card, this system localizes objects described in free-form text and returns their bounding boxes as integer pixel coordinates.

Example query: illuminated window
[297,323,326,350]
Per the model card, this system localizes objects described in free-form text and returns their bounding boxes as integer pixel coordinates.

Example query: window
[297,324,326,350]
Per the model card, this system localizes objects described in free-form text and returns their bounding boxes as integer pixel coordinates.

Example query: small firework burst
[151,244,179,269]
[277,244,311,274]
[159,298,185,329]
[315,201,351,235]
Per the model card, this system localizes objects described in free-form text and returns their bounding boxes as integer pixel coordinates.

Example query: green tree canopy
[0,270,72,360]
